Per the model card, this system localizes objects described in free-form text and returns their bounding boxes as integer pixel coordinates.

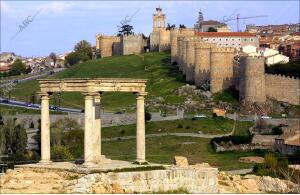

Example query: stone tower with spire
[152,6,166,32]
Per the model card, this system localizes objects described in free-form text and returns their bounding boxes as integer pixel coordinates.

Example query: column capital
[37,92,50,99]
[82,92,99,97]
[135,92,148,97]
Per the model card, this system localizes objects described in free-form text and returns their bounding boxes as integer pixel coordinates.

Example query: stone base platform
[16,160,165,174]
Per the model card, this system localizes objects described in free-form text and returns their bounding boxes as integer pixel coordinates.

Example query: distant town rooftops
[195,32,257,37]
[200,20,225,25]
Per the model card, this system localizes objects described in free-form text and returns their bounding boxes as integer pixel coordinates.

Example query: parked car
[261,115,272,119]
[195,114,207,118]
[13,80,19,83]
[49,105,58,110]
[26,103,34,107]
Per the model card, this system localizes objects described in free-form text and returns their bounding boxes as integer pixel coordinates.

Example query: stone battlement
[211,47,235,53]
[195,42,216,49]
[265,73,300,81]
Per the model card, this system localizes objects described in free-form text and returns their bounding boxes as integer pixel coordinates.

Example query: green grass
[101,118,253,138]
[9,52,186,111]
[102,136,258,171]
[213,88,239,104]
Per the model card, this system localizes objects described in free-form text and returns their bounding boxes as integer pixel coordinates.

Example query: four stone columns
[39,92,51,164]
[38,90,147,166]
[136,92,147,163]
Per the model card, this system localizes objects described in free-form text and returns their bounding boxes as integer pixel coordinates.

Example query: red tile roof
[0,66,11,72]
[200,20,223,25]
[195,32,257,37]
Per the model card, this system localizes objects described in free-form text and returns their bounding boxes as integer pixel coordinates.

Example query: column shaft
[93,95,102,161]
[40,93,51,163]
[84,94,94,165]
[136,93,147,163]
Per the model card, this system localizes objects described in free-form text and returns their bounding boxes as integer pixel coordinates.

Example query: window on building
[226,39,228,41]
[219,38,221,41]
[232,39,234,41]
[250,38,253,42]
[244,38,247,41]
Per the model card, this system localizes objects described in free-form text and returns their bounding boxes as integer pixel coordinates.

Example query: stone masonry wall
[194,42,214,87]
[104,167,218,193]
[122,34,144,55]
[159,29,171,52]
[150,31,159,51]
[239,56,266,103]
[185,37,196,82]
[265,74,300,105]
[182,39,188,75]
[99,36,121,57]
[171,28,195,63]
[210,47,235,93]
[98,36,121,57]
[177,37,183,71]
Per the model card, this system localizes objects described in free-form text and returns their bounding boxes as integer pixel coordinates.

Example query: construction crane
[223,14,267,32]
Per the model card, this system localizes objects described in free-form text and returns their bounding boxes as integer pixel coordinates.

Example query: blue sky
[1,1,299,57]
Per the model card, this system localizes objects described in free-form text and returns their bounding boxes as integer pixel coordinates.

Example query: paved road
[102,131,234,142]
[0,97,81,113]
[0,68,65,87]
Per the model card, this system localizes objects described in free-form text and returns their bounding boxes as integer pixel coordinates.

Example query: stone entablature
[38,78,147,93]
[37,78,148,166]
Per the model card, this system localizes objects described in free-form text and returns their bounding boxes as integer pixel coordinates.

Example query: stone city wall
[98,36,121,57]
[265,74,300,105]
[158,29,171,52]
[122,34,144,55]
[210,47,235,93]
[239,56,266,103]
[194,42,214,87]
[173,34,299,106]
[150,31,160,51]
[170,28,195,63]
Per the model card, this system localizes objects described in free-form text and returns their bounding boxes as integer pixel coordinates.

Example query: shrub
[145,112,152,122]
[51,145,74,161]
[271,126,283,135]
[185,126,190,129]
[121,130,125,135]
[177,124,183,128]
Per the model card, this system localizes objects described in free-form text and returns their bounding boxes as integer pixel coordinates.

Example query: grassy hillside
[10,52,185,111]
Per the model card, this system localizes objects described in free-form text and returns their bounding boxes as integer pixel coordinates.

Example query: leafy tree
[117,24,134,36]
[3,118,27,154]
[265,61,300,79]
[74,40,92,59]
[49,52,57,66]
[10,59,27,76]
[166,23,176,30]
[65,52,80,66]
[179,24,186,29]
[208,27,217,32]
[33,119,41,153]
